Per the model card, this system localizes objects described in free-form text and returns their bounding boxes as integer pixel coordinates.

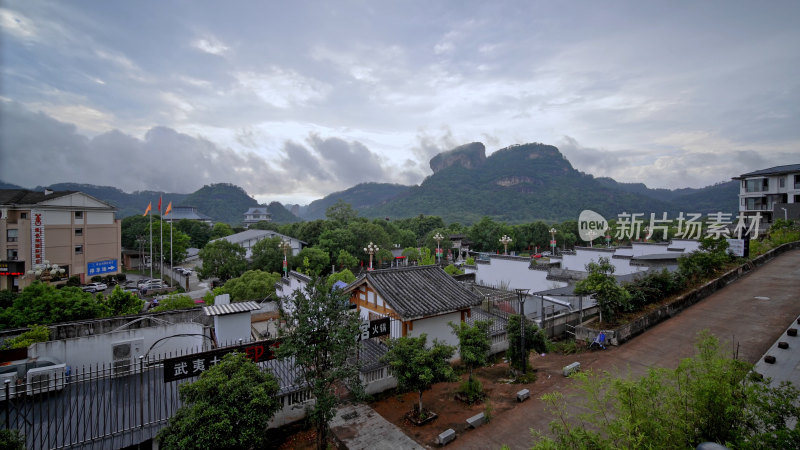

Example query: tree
[291,247,330,276]
[278,278,364,450]
[532,333,800,449]
[249,236,284,273]
[444,264,464,276]
[574,257,631,323]
[105,286,145,316]
[506,315,548,373]
[326,269,356,291]
[219,270,281,302]
[209,222,235,240]
[402,247,421,264]
[381,334,455,418]
[449,320,491,402]
[419,247,435,265]
[150,294,196,312]
[335,249,359,271]
[0,282,110,329]
[318,228,358,261]
[174,219,211,248]
[158,352,280,450]
[198,240,247,281]
[325,200,358,225]
[2,324,50,349]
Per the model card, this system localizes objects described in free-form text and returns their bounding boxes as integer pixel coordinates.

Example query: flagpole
[159,198,163,283]
[149,212,153,280]
[170,213,173,287]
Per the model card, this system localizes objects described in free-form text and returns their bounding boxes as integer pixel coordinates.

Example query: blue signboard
[88,259,117,276]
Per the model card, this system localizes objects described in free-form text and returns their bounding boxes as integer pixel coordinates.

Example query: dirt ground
[369,350,590,448]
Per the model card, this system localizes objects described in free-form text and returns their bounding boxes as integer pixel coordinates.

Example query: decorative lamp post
[499,234,512,255]
[364,242,379,271]
[279,239,292,278]
[586,229,597,248]
[433,233,444,264]
[549,228,557,255]
[515,288,530,374]
[26,260,65,283]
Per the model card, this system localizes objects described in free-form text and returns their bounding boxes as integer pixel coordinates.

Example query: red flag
[158,196,162,213]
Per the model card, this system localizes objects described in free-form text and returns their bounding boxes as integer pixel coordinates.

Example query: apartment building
[733,164,800,223]
[0,189,122,291]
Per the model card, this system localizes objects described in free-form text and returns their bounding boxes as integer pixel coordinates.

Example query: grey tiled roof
[0,189,76,205]
[203,301,261,316]
[350,266,482,321]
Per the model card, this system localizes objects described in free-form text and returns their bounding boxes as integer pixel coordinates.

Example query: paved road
[456,249,800,449]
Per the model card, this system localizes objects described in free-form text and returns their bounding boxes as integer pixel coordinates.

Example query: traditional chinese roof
[203,301,261,316]
[346,265,482,321]
[733,164,800,179]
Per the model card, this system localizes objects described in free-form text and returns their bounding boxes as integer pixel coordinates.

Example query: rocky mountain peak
[429,142,487,173]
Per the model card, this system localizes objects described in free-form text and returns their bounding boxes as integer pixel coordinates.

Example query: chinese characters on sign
[88,259,118,275]
[611,212,761,241]
[31,210,45,265]
[356,317,391,342]
[163,339,281,382]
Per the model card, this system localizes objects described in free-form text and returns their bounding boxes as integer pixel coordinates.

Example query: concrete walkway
[454,248,800,449]
[331,403,425,450]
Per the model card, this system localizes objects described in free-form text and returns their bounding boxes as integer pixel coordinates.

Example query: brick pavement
[455,249,800,449]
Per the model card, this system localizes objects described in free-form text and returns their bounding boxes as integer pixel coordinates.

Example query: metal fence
[0,343,309,450]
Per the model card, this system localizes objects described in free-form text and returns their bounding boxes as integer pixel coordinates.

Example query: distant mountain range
[1,141,739,225]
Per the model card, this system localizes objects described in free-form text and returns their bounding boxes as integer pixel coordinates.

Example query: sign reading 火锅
[163,339,280,383]
[356,317,391,342]
[88,259,118,276]
[31,210,45,265]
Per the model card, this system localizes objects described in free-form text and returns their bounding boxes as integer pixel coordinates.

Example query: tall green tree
[219,270,281,302]
[105,286,145,316]
[173,219,212,248]
[325,200,358,225]
[335,249,359,271]
[326,269,356,290]
[574,257,631,323]
[381,334,455,416]
[278,278,364,450]
[209,222,235,240]
[158,353,281,450]
[249,236,284,273]
[198,240,247,281]
[0,282,110,329]
[291,247,330,276]
[449,320,491,384]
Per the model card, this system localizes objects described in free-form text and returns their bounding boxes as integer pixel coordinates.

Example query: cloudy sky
[1,1,798,205]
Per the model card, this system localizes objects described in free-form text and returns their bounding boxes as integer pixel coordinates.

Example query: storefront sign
[163,339,280,382]
[31,210,45,265]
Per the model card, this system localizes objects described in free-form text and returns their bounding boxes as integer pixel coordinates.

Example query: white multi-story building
[243,207,271,228]
[733,164,800,223]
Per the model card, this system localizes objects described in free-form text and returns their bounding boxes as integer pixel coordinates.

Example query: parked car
[81,282,107,293]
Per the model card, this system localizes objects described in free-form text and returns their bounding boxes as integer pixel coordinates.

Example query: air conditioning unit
[25,364,66,396]
[111,339,143,376]
[0,372,18,400]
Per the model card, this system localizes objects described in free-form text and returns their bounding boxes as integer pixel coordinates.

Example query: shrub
[458,378,484,403]
[66,275,81,287]
[115,273,127,282]
[2,324,50,349]
[91,275,102,282]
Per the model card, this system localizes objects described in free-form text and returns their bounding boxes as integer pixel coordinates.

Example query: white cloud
[233,69,331,108]
[192,35,230,55]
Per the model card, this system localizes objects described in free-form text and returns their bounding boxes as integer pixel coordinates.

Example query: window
[75,245,83,255]
[795,175,800,190]
[6,249,18,260]
[75,211,83,220]
[75,228,83,236]
[745,178,769,193]
[20,212,27,219]
[6,229,18,242]
[780,177,786,188]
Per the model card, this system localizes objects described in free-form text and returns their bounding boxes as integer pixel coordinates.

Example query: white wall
[29,322,207,369]
[214,313,253,346]
[44,210,70,225]
[560,249,617,271]
[474,257,567,293]
[86,211,114,225]
[408,312,461,349]
[669,240,701,252]
[631,243,670,257]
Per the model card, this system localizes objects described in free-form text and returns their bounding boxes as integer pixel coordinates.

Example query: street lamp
[364,242,379,271]
[586,229,597,248]
[279,239,292,278]
[433,233,444,264]
[549,228,557,255]
[499,234,512,255]
[26,260,65,283]
[515,288,530,374]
